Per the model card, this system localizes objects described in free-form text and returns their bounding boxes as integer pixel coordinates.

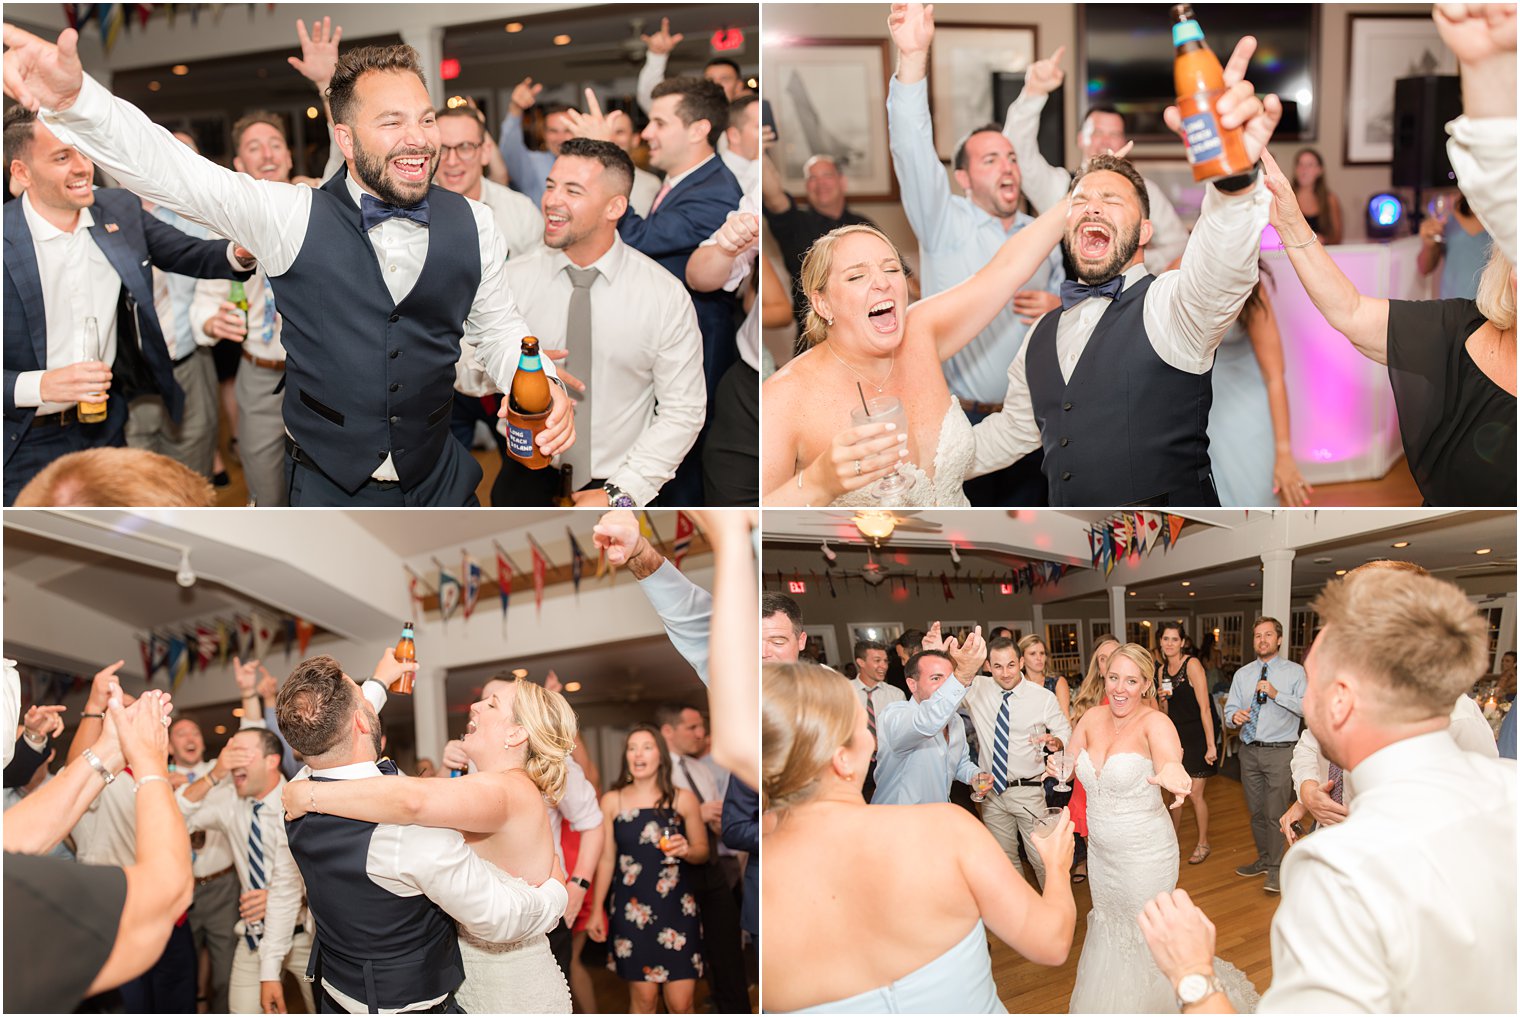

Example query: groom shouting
[274,656,567,1013]
[2,24,575,506]
[968,24,1282,507]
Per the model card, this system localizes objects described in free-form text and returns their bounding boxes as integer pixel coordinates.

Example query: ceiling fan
[799,510,942,546]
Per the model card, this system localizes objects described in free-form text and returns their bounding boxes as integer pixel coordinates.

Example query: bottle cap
[1172,20,1204,46]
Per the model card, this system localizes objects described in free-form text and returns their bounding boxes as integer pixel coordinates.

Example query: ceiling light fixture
[1180,581,1191,587]
[1476,548,1493,555]
[505,21,524,32]
[564,681,582,693]
[1392,541,1410,548]
[176,549,196,587]
[853,510,895,544]
[511,667,528,678]
[171,64,189,76]
[553,34,572,45]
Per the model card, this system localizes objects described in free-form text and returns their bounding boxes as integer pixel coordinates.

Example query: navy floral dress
[606,802,704,984]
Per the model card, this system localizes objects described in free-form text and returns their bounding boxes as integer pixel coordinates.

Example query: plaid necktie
[1326,761,1344,804]
[992,690,1014,795]
[245,800,265,950]
[1242,664,1267,743]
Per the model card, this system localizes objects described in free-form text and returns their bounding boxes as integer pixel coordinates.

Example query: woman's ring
[854,459,862,476]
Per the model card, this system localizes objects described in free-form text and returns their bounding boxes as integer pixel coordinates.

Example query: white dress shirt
[720,148,759,201]
[2,659,19,770]
[70,771,138,867]
[847,676,906,716]
[178,778,307,983]
[1292,694,1500,804]
[969,179,1270,473]
[174,757,234,877]
[698,192,761,370]
[1445,115,1516,265]
[41,74,555,483]
[963,675,1071,782]
[630,167,661,218]
[1003,90,1190,272]
[873,680,979,806]
[1262,732,1516,1012]
[147,204,216,359]
[290,759,568,1013]
[14,191,121,414]
[548,757,603,866]
[478,177,545,261]
[470,235,705,505]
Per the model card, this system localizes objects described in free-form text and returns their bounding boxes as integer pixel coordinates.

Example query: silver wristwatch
[1176,972,1226,1010]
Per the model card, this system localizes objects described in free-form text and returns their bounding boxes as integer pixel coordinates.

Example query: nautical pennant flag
[438,563,461,622]
[296,618,315,657]
[462,553,482,619]
[672,511,695,569]
[495,548,512,622]
[530,539,547,615]
[567,528,585,594]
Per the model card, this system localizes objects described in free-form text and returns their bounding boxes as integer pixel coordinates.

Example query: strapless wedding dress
[834,396,974,507]
[1070,751,1259,1014]
[454,861,571,1014]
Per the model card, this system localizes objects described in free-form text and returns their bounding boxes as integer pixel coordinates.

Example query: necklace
[827,342,895,394]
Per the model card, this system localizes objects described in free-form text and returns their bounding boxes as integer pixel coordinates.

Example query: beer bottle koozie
[505,337,553,469]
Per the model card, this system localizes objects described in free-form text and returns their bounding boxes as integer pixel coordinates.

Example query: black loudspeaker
[992,75,1065,171]
[1392,75,1462,189]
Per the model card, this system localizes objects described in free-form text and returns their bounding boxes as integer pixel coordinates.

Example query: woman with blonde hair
[1019,633,1071,717]
[282,677,578,1012]
[1065,634,1121,884]
[762,662,1076,1012]
[1261,149,1515,506]
[762,202,1065,506]
[1056,644,1256,1011]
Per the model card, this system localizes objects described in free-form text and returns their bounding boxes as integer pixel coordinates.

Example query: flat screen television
[1080,5,1318,142]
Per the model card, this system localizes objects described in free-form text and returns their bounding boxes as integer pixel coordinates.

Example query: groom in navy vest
[2,25,576,506]
[274,656,566,1014]
[968,35,1283,507]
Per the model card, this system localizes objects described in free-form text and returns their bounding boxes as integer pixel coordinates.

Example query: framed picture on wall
[930,23,1038,162]
[802,625,841,668]
[768,38,899,201]
[848,621,905,651]
[1344,14,1457,164]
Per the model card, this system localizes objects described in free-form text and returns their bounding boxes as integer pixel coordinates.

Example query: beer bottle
[229,280,251,332]
[505,337,553,470]
[390,622,416,695]
[556,464,575,507]
[1171,4,1253,182]
[78,316,109,423]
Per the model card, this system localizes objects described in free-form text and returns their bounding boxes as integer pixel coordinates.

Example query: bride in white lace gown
[762,207,1066,507]
[283,676,577,1012]
[1061,644,1259,1014]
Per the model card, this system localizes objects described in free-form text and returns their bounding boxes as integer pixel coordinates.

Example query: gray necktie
[561,265,598,488]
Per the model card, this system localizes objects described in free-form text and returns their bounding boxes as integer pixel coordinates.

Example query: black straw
[856,381,870,416]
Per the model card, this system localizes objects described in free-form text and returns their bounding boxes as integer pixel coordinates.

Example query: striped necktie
[1242,664,1266,743]
[992,690,1014,795]
[245,800,265,950]
[865,687,877,762]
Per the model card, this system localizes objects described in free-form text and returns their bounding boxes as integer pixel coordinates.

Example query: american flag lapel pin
[104,222,119,233]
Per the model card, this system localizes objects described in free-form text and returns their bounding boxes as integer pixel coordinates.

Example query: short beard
[350,132,435,207]
[1063,220,1143,284]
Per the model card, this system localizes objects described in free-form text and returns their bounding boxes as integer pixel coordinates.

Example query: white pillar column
[399,24,447,108]
[414,666,449,767]
[1260,549,1296,655]
[1031,602,1045,638]
[1108,584,1127,640]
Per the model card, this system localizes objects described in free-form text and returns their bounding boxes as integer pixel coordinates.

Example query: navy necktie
[359,193,430,232]
[1059,276,1124,311]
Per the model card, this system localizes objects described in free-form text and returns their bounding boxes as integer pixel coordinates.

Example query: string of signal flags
[403,510,704,627]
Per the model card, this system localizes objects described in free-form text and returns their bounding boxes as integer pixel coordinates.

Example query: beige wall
[763,2,1440,256]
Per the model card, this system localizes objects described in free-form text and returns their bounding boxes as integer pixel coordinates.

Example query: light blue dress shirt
[887,76,1065,405]
[148,204,212,360]
[635,559,711,685]
[872,677,978,805]
[1225,656,1307,744]
[498,111,558,208]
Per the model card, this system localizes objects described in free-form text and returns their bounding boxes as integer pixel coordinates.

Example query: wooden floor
[990,770,1281,1013]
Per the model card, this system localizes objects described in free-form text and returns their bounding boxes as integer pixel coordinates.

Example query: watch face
[1177,973,1210,1004]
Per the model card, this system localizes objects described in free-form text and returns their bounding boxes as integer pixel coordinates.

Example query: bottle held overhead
[391,622,416,695]
[1171,4,1253,182]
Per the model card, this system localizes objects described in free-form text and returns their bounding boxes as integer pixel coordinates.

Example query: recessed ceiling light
[1128,590,1137,596]
[1476,548,1492,555]
[1249,582,1257,588]
[553,34,571,45]
[511,667,528,678]
[213,724,227,734]
[231,708,244,718]
[1188,591,1196,597]
[564,681,582,693]
[1335,569,1347,576]
[1180,581,1191,587]
[305,106,319,119]
[1392,541,1410,548]
[147,80,161,91]
[171,64,189,76]
[505,22,524,33]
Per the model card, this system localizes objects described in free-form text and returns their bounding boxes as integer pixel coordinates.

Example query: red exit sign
[788,580,806,594]
[711,28,744,51]
[439,58,461,81]
[999,582,1013,595]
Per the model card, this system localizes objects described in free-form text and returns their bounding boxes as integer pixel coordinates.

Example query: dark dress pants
[285,432,482,506]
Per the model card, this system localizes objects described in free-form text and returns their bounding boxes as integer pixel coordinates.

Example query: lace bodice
[834,396,973,507]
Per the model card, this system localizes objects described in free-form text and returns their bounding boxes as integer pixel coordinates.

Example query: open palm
[2,24,85,112]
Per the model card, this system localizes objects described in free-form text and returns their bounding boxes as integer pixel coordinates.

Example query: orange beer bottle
[1171,4,1253,182]
[78,317,109,423]
[390,622,416,695]
[505,337,553,469]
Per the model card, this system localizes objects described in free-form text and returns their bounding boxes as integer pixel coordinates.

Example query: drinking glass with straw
[847,382,911,499]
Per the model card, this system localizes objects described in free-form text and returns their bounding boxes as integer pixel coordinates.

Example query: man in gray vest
[968,35,1282,507]
[3,24,576,506]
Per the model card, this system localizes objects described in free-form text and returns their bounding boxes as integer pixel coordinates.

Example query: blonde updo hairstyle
[762,662,859,811]
[509,678,578,806]
[1108,643,1158,698]
[798,224,904,346]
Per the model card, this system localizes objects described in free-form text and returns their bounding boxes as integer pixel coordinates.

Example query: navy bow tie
[1059,276,1124,311]
[359,193,430,232]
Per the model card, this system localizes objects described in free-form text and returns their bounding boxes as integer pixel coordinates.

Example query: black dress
[1160,659,1217,778]
[1386,298,1516,506]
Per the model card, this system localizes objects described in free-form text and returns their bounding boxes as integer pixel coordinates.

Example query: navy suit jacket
[721,777,759,935]
[3,189,247,465]
[617,154,742,401]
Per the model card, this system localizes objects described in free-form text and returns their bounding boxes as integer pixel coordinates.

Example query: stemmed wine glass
[1050,750,1074,793]
[659,821,680,862]
[1426,194,1450,244]
[971,771,994,802]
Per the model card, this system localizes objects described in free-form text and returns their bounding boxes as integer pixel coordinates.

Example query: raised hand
[1162,35,1282,168]
[713,211,760,256]
[592,510,645,565]
[887,3,936,57]
[1260,150,1310,239]
[110,688,173,775]
[21,703,67,742]
[371,646,417,690]
[563,88,613,142]
[1,24,84,112]
[256,666,279,706]
[232,656,260,695]
[1434,3,1517,66]
[1023,45,1067,97]
[921,620,945,652]
[949,625,987,683]
[288,17,342,91]
[85,660,127,713]
[510,77,544,114]
[641,17,684,56]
